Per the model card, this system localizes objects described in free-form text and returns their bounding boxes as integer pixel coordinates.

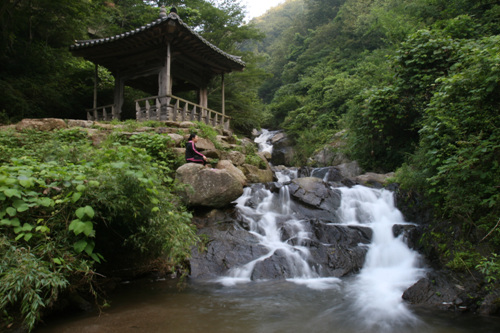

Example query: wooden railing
[86,104,117,121]
[135,95,231,131]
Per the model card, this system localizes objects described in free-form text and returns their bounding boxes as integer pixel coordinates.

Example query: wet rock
[270,132,295,166]
[403,270,482,312]
[190,224,269,278]
[287,177,341,221]
[392,224,422,250]
[309,222,372,277]
[479,291,500,316]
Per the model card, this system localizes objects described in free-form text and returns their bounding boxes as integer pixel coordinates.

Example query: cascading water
[338,185,426,330]
[253,129,276,155]
[217,131,427,328]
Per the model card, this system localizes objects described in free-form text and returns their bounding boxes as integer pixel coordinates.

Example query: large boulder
[176,163,243,208]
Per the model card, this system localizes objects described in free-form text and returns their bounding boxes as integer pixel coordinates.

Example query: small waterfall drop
[254,129,275,155]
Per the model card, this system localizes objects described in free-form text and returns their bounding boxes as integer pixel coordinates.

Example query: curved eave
[70,13,245,73]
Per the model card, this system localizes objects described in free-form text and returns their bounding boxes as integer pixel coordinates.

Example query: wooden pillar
[221,74,225,116]
[199,87,208,109]
[93,64,98,110]
[113,71,124,120]
[159,42,172,96]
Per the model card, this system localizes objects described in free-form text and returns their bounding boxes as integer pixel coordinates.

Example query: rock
[308,167,343,182]
[15,118,67,131]
[355,172,395,188]
[190,223,269,278]
[167,133,184,146]
[94,122,120,130]
[67,119,94,128]
[220,150,246,166]
[309,222,372,277]
[251,128,261,137]
[402,271,481,312]
[287,177,341,221]
[172,147,185,159]
[392,224,422,250]
[216,135,237,144]
[335,161,363,179]
[479,291,500,315]
[176,163,243,208]
[179,121,195,128]
[240,156,273,184]
[270,132,295,166]
[216,160,247,186]
[203,149,221,159]
[193,137,215,151]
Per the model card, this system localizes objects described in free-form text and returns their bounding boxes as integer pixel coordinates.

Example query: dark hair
[188,133,197,141]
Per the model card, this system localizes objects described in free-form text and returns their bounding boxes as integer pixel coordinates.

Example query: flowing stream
[36,131,500,333]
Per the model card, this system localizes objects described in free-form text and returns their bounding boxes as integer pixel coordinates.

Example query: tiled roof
[70,12,245,68]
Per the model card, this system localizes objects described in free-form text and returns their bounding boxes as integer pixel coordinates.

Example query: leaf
[76,184,86,192]
[84,240,95,255]
[72,192,82,203]
[73,239,87,253]
[6,207,17,217]
[19,178,34,188]
[24,233,33,242]
[38,197,54,207]
[13,200,29,212]
[75,206,95,220]
[35,225,50,233]
[52,258,62,265]
[4,189,22,198]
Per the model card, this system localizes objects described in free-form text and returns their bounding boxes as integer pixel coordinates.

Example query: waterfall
[254,129,275,155]
[216,130,426,327]
[338,186,426,329]
[217,184,340,290]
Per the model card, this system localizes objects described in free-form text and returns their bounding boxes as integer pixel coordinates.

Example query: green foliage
[0,127,200,330]
[477,254,500,284]
[0,237,69,331]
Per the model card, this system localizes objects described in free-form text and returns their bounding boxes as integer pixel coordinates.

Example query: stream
[36,130,500,333]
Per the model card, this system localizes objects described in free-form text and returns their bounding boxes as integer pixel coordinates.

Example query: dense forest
[1,0,499,331]
[250,0,499,287]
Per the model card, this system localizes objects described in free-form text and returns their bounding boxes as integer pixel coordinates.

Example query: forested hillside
[252,0,500,291]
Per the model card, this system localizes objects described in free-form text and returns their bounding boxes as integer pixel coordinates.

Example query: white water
[253,129,275,154]
[338,186,426,330]
[216,131,426,329]
[217,184,341,291]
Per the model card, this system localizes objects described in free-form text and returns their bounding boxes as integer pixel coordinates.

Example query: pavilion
[70,6,245,130]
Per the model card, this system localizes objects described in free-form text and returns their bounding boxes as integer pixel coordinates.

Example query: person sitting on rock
[185,133,207,166]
